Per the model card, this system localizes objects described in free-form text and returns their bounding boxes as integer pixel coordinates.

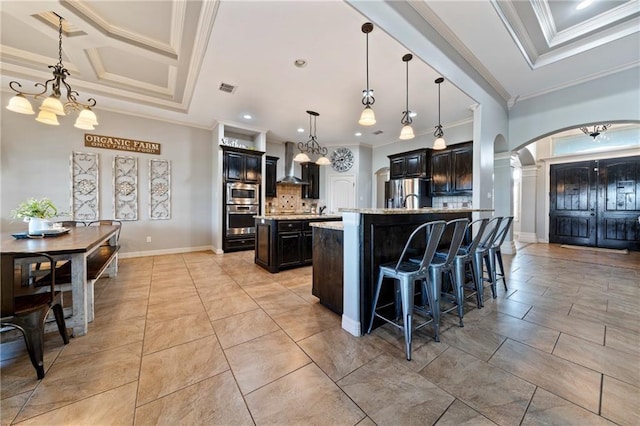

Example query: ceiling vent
[219,82,237,94]
[372,130,384,135]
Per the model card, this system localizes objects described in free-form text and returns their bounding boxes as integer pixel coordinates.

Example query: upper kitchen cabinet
[223,146,264,183]
[301,162,320,199]
[388,148,431,179]
[265,156,279,197]
[430,141,473,195]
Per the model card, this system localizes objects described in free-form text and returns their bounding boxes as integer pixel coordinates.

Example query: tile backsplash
[432,195,472,209]
[265,184,319,214]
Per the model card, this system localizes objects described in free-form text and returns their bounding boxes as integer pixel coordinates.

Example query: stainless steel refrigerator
[385,178,431,209]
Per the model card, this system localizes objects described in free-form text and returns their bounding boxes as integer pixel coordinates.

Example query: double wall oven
[224,182,259,251]
[226,182,259,237]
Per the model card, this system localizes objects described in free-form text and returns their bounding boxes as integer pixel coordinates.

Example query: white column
[519,165,539,243]
[341,211,361,336]
[494,152,516,254]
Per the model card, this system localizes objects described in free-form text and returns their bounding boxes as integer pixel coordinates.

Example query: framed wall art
[71,152,99,221]
[113,155,138,220]
[149,159,171,220]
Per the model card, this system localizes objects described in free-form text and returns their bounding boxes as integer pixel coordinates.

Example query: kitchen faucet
[403,193,419,208]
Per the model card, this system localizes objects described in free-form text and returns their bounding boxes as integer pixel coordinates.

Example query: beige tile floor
[1,243,639,425]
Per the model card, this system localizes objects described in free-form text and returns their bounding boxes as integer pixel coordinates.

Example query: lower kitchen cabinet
[254,216,341,273]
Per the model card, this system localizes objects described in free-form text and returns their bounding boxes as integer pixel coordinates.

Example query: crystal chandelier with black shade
[294,111,330,166]
[580,124,611,140]
[6,14,98,130]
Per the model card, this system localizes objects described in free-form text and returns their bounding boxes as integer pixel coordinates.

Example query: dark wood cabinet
[430,142,473,195]
[254,216,342,273]
[265,156,278,197]
[223,147,263,183]
[312,226,343,314]
[452,146,473,193]
[301,162,320,199]
[388,149,431,179]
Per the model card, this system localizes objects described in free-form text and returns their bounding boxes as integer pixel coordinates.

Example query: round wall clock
[330,147,354,172]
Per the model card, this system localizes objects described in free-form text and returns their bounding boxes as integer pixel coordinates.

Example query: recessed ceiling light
[243,114,252,120]
[576,0,593,10]
[294,59,307,68]
[297,128,304,133]
[355,132,362,136]
[409,111,417,118]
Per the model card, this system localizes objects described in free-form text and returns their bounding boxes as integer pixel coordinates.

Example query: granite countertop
[254,214,342,220]
[338,207,493,215]
[309,221,344,230]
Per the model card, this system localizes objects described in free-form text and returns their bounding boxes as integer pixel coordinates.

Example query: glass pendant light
[433,77,447,150]
[399,54,415,140]
[358,22,376,126]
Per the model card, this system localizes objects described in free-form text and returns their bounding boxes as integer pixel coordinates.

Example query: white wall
[1,99,213,256]
[509,68,640,149]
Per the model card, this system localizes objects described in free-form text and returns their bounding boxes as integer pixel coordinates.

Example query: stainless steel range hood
[277,141,308,185]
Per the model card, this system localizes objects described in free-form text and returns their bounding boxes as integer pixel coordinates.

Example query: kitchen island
[310,221,344,314]
[254,214,341,273]
[338,208,493,337]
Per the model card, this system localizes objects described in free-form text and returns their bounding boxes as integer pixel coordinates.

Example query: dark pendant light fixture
[294,111,330,165]
[6,14,98,129]
[399,54,415,140]
[358,22,376,126]
[433,77,446,150]
[580,124,611,139]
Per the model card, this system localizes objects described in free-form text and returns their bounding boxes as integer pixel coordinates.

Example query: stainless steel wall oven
[226,204,258,236]
[226,182,259,205]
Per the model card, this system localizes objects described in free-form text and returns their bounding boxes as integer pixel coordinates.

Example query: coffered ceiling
[1,1,638,147]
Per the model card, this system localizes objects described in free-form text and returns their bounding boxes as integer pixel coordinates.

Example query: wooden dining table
[1,225,119,336]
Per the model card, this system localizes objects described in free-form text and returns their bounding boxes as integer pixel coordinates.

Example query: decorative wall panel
[113,156,138,220]
[149,159,171,219]
[71,152,99,221]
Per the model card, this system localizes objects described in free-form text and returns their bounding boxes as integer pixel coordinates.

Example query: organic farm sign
[84,133,161,155]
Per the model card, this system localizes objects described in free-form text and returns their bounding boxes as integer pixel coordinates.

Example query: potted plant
[11,197,60,234]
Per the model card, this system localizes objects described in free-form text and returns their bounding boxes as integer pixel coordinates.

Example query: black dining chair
[367,220,446,360]
[1,253,70,379]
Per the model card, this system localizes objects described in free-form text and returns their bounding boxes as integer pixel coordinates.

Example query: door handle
[590,213,595,216]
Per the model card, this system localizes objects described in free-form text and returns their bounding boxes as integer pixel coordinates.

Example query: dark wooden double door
[549,155,640,251]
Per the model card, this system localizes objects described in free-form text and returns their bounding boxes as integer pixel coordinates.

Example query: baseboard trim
[341,315,361,337]
[517,232,538,243]
[119,245,214,259]
[560,244,629,254]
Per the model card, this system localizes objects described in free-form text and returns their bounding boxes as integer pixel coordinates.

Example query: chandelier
[6,14,98,129]
[399,54,415,140]
[580,124,611,139]
[294,111,330,165]
[433,77,447,150]
[358,22,376,126]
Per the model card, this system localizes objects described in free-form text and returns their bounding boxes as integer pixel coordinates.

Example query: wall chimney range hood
[277,141,308,185]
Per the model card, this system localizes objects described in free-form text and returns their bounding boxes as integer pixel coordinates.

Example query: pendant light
[294,110,330,165]
[358,22,376,126]
[6,14,98,129]
[433,77,447,150]
[399,54,414,140]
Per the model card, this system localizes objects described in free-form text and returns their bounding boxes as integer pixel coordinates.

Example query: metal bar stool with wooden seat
[367,220,446,360]
[1,253,70,379]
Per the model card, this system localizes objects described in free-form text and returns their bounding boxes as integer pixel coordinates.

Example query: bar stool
[488,216,514,292]
[367,220,446,360]
[452,218,489,309]
[476,217,503,304]
[418,218,469,333]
